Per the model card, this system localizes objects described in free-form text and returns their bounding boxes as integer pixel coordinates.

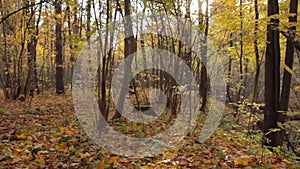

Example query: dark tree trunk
[238,0,244,102]
[112,0,136,119]
[276,0,298,146]
[252,0,261,104]
[23,1,41,98]
[263,0,281,147]
[55,0,65,95]
[200,0,209,111]
[226,33,234,103]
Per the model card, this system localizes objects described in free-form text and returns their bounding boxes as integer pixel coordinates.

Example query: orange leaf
[96,161,106,169]
[108,156,119,165]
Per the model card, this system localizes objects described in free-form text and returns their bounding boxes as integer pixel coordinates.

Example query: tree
[112,0,136,119]
[263,0,298,148]
[200,0,209,111]
[251,0,261,105]
[55,0,65,95]
[276,0,298,146]
[23,0,42,98]
[263,0,281,147]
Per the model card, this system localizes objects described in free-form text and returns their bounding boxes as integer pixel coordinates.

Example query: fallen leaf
[164,151,173,159]
[234,155,251,166]
[17,132,27,140]
[96,161,106,169]
[35,157,45,164]
[109,156,119,165]
[58,127,67,132]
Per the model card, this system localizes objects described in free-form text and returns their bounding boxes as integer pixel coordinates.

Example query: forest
[0,0,300,168]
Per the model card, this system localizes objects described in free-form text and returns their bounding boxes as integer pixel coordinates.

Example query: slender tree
[200,0,209,110]
[263,0,280,147]
[252,0,261,105]
[276,0,298,146]
[112,0,136,119]
[55,0,65,95]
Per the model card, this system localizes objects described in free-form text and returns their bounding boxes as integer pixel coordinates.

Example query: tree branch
[0,0,49,25]
[279,30,300,51]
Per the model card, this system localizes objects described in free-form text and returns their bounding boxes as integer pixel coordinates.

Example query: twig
[284,131,300,157]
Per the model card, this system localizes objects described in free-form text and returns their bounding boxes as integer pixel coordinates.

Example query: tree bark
[277,0,298,146]
[252,0,261,105]
[238,0,244,102]
[200,0,209,111]
[263,0,281,147]
[112,0,136,119]
[55,0,65,95]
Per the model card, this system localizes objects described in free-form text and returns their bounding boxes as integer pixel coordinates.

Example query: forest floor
[0,94,299,168]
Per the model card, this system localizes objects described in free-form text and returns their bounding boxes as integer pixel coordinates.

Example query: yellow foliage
[75,151,85,158]
[132,124,143,131]
[96,161,106,169]
[55,142,68,153]
[234,155,251,166]
[35,157,45,164]
[164,151,174,159]
[58,127,67,132]
[17,132,27,140]
[108,156,119,165]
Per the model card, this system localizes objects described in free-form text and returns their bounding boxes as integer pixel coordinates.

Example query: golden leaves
[234,155,251,166]
[108,156,119,165]
[0,95,297,168]
[17,132,27,140]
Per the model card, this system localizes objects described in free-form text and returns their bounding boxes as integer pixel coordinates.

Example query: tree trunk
[238,0,244,102]
[55,0,65,95]
[263,0,281,147]
[252,0,261,104]
[276,0,298,146]
[227,33,233,103]
[199,0,209,111]
[112,0,136,119]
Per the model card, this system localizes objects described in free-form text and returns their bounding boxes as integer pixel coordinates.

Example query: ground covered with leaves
[0,94,299,168]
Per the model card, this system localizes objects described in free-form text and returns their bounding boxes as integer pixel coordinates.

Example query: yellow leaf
[55,142,68,153]
[295,86,300,91]
[96,161,106,169]
[60,142,67,148]
[56,14,62,19]
[58,127,67,132]
[108,156,119,165]
[171,148,180,154]
[17,132,27,140]
[132,124,143,131]
[234,155,251,166]
[69,145,74,151]
[75,151,85,158]
[120,158,130,163]
[164,151,173,159]
[35,157,45,164]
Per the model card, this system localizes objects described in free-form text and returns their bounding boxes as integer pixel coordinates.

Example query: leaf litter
[0,95,298,168]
